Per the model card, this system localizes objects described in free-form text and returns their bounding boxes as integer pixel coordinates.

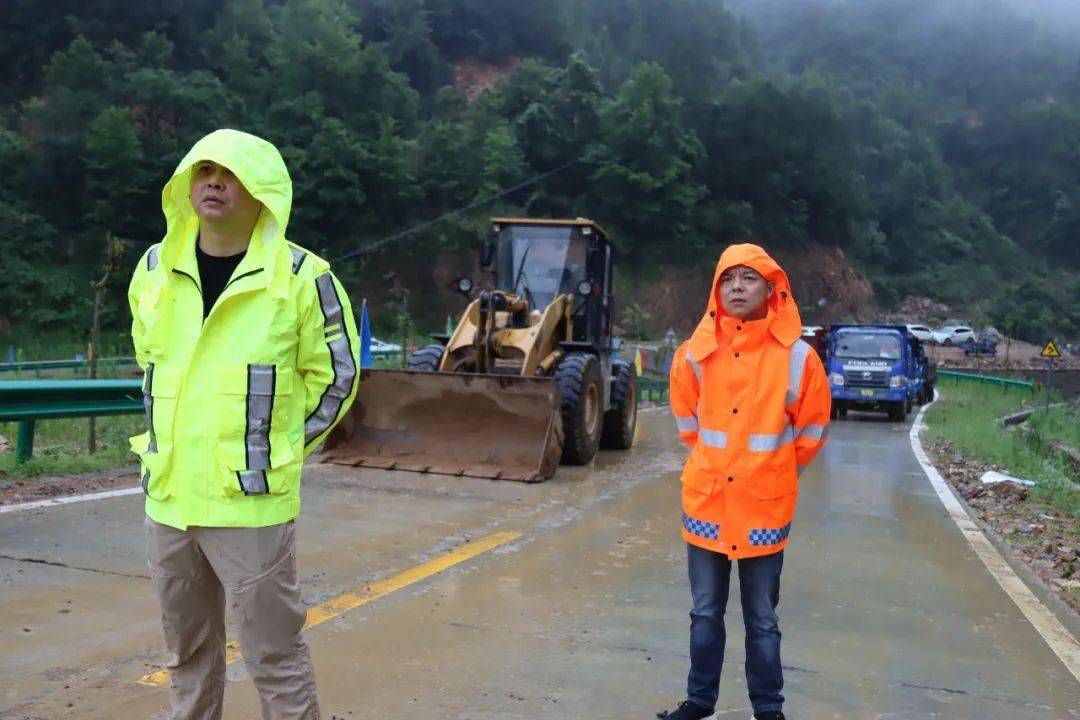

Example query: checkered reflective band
[749,523,792,547]
[682,512,720,540]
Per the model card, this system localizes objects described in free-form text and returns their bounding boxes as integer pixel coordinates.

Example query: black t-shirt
[196,244,245,318]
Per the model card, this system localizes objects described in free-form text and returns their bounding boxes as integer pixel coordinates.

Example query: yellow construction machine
[321,217,638,481]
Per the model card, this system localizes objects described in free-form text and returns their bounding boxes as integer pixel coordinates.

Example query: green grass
[924,382,1079,520]
[1028,402,1080,450]
[0,414,143,480]
[1,328,132,364]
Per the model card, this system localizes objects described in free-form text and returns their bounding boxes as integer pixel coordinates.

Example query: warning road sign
[1040,339,1061,359]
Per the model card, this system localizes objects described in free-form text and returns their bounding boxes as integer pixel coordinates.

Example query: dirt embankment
[927,341,1080,372]
[620,244,878,337]
[773,245,877,324]
[453,58,520,101]
[0,468,138,505]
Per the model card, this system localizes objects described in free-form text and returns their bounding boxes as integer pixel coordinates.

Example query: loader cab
[490,218,614,350]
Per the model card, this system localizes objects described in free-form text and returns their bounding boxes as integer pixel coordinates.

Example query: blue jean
[686,543,784,713]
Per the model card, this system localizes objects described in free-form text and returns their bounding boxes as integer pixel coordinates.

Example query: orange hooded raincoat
[669,244,830,558]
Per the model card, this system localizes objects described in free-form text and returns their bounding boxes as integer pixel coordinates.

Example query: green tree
[588,63,705,263]
[84,107,146,238]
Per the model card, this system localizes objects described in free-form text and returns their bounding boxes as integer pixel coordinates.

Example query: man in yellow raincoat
[659,244,830,720]
[128,129,359,719]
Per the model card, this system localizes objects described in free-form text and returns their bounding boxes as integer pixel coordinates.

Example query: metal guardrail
[0,380,144,463]
[4,361,668,464]
[936,369,1036,392]
[0,357,139,377]
[1,350,401,464]
[637,376,669,404]
[1,351,403,376]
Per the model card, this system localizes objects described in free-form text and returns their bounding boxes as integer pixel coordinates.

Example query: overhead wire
[331,157,585,263]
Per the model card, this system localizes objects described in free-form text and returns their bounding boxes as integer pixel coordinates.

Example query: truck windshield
[496,226,586,309]
[835,332,903,361]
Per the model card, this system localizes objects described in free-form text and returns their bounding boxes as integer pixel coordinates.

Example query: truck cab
[827,324,922,422]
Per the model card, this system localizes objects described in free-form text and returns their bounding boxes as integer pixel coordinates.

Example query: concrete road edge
[910,390,1080,680]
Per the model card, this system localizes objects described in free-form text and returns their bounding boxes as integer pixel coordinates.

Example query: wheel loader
[321,217,637,482]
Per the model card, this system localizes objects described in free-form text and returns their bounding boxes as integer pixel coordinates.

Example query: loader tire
[555,352,604,465]
[888,401,906,423]
[407,344,445,372]
[600,360,637,450]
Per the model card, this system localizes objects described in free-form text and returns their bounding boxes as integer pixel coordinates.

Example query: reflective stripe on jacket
[128,129,359,530]
[669,244,830,558]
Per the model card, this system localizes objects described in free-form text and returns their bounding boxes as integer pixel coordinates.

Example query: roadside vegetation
[1028,402,1080,451]
[924,383,1077,519]
[0,414,143,480]
[923,381,1078,607]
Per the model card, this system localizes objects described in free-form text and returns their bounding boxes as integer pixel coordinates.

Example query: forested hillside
[1,0,1077,346]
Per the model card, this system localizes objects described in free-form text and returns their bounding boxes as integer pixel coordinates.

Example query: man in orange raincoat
[659,245,830,720]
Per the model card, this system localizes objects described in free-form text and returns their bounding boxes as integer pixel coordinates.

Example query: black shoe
[657,701,715,719]
[753,712,786,720]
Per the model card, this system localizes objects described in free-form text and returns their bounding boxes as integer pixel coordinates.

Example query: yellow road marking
[138,530,521,687]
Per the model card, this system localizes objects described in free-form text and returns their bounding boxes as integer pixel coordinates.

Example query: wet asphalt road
[1,407,1078,719]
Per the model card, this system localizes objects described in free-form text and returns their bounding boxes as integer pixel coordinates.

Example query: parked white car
[905,324,933,342]
[932,325,975,346]
[370,338,402,353]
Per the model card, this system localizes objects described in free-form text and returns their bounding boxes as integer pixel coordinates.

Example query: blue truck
[826,324,935,422]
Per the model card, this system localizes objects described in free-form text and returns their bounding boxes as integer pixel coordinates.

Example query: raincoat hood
[157,129,293,289]
[686,243,803,361]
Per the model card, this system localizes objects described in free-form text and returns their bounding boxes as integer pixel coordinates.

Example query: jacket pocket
[742,475,798,501]
[681,447,720,495]
[216,363,296,497]
[216,364,294,443]
[142,364,182,451]
[219,432,299,497]
[748,489,798,531]
[129,432,173,500]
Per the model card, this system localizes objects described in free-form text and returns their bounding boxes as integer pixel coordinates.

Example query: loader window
[496,226,585,309]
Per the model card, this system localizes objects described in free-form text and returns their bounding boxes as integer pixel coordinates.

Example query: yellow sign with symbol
[1040,339,1061,358]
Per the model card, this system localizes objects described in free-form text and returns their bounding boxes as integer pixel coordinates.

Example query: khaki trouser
[146,517,320,720]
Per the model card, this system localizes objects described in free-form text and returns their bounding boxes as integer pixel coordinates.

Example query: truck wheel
[601,360,637,450]
[888,402,905,422]
[407,344,444,372]
[831,400,848,420]
[555,352,604,465]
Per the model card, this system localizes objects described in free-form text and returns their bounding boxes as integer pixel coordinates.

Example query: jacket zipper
[172,268,202,295]
[224,268,264,290]
[204,268,266,326]
[172,267,264,326]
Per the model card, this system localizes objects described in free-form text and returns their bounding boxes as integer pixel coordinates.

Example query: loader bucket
[320,369,563,482]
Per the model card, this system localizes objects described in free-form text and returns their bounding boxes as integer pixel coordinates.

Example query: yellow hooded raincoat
[128,129,359,530]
